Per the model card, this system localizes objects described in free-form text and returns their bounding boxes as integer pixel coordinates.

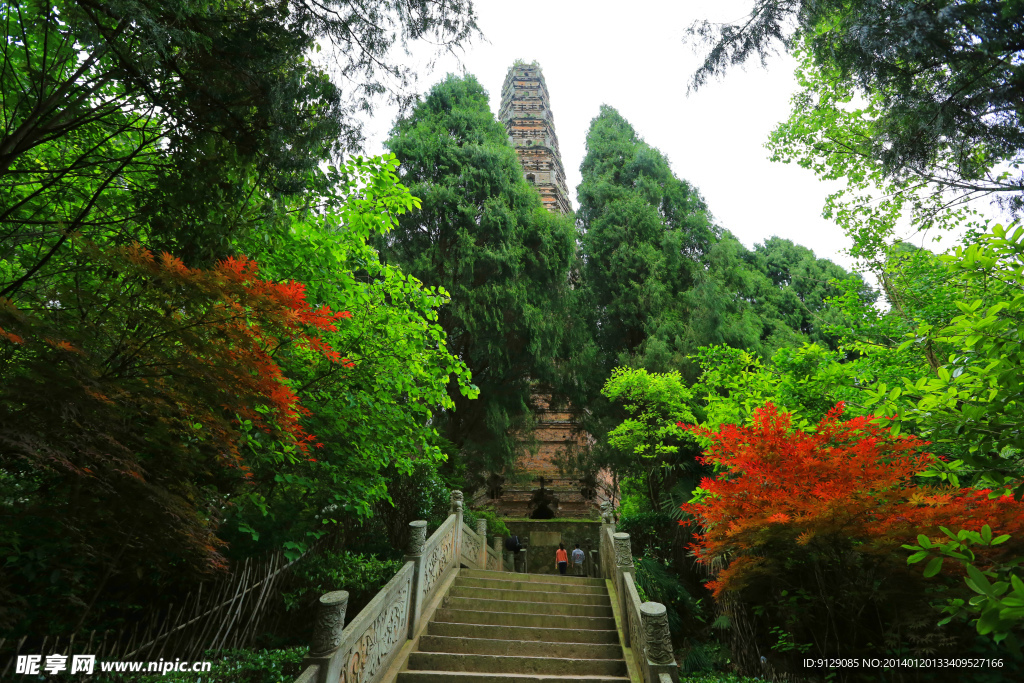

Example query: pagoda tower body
[471,63,609,519]
[499,63,572,215]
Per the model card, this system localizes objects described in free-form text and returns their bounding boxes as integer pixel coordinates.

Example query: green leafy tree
[0,0,480,295]
[0,156,476,638]
[601,368,699,512]
[378,74,575,475]
[688,0,1024,288]
[574,106,864,491]
[222,155,477,557]
[687,0,1023,251]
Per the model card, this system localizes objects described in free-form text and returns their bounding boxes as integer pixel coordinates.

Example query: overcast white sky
[353,1,1001,276]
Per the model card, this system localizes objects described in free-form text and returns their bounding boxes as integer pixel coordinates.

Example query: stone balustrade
[295,490,494,683]
[596,518,680,683]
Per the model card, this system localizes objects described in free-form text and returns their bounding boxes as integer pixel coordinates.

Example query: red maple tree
[0,242,350,588]
[679,403,1024,599]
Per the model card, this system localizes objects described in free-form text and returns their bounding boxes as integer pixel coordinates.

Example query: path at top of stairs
[398,569,630,683]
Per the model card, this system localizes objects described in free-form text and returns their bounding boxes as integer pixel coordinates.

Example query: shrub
[282,550,404,614]
[463,507,510,539]
[679,403,1024,678]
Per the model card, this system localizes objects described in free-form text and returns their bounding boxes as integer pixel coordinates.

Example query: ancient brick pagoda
[498,62,572,215]
[471,63,610,519]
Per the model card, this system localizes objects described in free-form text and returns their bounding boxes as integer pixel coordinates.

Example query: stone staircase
[397,568,629,682]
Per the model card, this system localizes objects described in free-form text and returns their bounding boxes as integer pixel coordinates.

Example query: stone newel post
[599,500,616,579]
[476,518,488,567]
[641,602,679,682]
[450,490,464,563]
[404,520,427,637]
[613,532,634,643]
[493,536,505,570]
[302,590,348,683]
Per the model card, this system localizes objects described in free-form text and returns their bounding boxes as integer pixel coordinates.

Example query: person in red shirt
[555,543,569,575]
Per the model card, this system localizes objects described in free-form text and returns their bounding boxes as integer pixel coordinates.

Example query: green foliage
[603,368,696,460]
[855,224,1024,493]
[689,0,1024,259]
[674,673,760,683]
[463,508,511,540]
[221,155,476,558]
[573,107,865,504]
[689,343,860,438]
[905,526,1024,655]
[0,0,479,636]
[282,550,404,614]
[379,73,575,475]
[601,368,701,514]
[634,556,700,635]
[576,105,717,375]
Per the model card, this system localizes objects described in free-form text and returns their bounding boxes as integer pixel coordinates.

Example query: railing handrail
[426,514,457,558]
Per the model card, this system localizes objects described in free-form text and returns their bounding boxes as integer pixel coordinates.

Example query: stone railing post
[403,520,427,637]
[301,590,348,683]
[450,490,463,564]
[589,549,599,578]
[492,536,503,570]
[600,500,616,579]
[641,602,679,682]
[613,532,634,643]
[476,518,488,567]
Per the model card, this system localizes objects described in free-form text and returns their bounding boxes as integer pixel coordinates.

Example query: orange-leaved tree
[678,402,1024,675]
[0,242,346,633]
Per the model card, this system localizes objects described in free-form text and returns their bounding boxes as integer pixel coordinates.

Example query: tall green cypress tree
[576,105,868,379]
[380,74,576,475]
[576,105,718,375]
[572,106,870,485]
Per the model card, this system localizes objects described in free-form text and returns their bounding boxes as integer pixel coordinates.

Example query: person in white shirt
[571,543,585,576]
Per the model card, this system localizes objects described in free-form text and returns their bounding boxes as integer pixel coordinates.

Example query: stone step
[434,608,616,631]
[445,596,613,619]
[427,621,620,645]
[397,672,629,683]
[418,635,623,660]
[461,569,605,587]
[455,577,607,596]
[407,652,627,677]
[449,585,611,606]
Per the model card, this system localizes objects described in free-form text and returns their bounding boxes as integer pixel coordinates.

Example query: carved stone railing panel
[333,561,413,683]
[486,544,501,571]
[601,526,616,583]
[460,523,482,569]
[623,573,646,671]
[421,515,457,603]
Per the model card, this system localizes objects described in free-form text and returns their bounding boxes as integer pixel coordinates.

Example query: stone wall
[504,519,602,575]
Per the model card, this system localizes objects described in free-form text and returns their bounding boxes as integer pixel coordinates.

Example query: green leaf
[966,564,995,596]
[923,557,943,577]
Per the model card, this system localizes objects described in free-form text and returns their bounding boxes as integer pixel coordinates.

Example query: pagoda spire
[499,62,572,215]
